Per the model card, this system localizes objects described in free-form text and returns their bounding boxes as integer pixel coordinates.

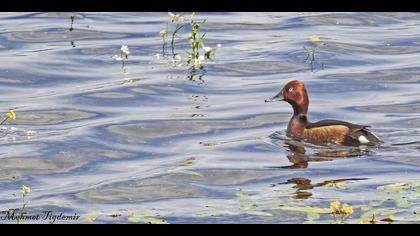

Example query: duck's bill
[265,93,284,102]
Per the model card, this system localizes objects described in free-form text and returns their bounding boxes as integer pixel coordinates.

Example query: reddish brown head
[265,80,309,115]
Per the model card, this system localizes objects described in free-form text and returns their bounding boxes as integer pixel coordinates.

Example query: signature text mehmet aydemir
[1,209,81,223]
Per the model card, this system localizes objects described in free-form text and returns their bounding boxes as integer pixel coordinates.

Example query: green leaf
[168,169,203,177]
[395,199,412,207]
[306,211,321,221]
[240,203,257,210]
[236,193,250,199]
[82,214,99,222]
[246,211,273,217]
[392,216,420,222]
[174,157,196,167]
[335,184,348,190]
[191,114,207,117]
[193,211,223,217]
[139,217,169,224]
[409,180,420,188]
[274,205,332,214]
[128,213,168,224]
[377,183,408,193]
[361,208,405,219]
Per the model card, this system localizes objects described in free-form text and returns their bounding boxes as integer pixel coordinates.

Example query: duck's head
[265,80,309,115]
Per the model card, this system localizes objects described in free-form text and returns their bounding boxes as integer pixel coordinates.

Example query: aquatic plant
[128,212,169,224]
[160,12,219,81]
[186,15,206,69]
[1,109,16,125]
[112,45,130,68]
[160,28,167,55]
[304,35,325,71]
[81,208,169,224]
[357,180,420,224]
[168,12,186,56]
[69,15,75,32]
[17,185,31,224]
[329,201,354,224]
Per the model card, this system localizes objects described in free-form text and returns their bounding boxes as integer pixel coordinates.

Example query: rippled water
[1,12,420,224]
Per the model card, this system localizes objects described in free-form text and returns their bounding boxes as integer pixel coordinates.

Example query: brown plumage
[265,80,382,146]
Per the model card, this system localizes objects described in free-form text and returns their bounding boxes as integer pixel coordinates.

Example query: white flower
[112,55,123,61]
[217,44,222,48]
[168,12,179,22]
[188,33,194,43]
[178,16,185,24]
[203,46,213,53]
[160,29,166,37]
[174,55,182,62]
[25,130,36,136]
[203,45,216,59]
[121,45,130,55]
[194,57,202,67]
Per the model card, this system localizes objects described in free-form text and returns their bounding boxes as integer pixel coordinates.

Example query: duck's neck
[287,113,309,139]
[291,100,308,116]
[286,94,309,138]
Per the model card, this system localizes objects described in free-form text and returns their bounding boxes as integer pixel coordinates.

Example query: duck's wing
[306,119,369,129]
[306,120,381,146]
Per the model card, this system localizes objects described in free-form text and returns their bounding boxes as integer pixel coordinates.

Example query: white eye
[288,88,293,92]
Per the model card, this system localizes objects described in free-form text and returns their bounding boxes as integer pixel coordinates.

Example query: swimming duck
[265,80,381,146]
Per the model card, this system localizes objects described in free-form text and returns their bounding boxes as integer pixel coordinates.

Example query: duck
[265,80,382,146]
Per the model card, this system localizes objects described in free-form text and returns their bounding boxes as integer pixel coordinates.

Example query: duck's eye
[288,88,293,92]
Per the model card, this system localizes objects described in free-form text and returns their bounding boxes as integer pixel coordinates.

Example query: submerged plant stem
[171,24,184,55]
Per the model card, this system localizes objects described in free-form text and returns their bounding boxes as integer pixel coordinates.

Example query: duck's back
[304,119,381,146]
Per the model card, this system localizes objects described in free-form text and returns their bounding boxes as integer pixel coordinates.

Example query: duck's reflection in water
[282,143,330,169]
[273,138,372,169]
[276,177,368,199]
[267,137,370,199]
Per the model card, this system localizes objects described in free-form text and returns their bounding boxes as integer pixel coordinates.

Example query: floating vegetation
[239,203,258,210]
[193,211,224,217]
[168,156,203,177]
[81,208,169,224]
[120,77,145,85]
[174,156,196,167]
[128,213,169,224]
[303,35,325,72]
[190,114,207,117]
[356,180,420,224]
[82,213,99,222]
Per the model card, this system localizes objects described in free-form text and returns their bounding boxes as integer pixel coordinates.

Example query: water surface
[0,12,420,224]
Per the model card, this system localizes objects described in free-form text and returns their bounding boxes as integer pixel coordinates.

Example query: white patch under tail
[358,135,370,144]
